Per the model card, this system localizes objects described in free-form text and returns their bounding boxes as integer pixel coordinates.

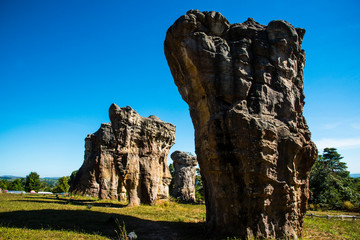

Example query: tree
[68,170,78,186]
[25,172,41,192]
[52,176,70,193]
[168,163,175,195]
[310,148,360,209]
[8,179,24,191]
[322,148,349,176]
[195,168,205,202]
[0,179,8,190]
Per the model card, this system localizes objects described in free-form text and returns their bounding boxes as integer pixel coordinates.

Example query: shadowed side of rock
[70,104,175,206]
[69,123,126,200]
[165,10,317,239]
[171,151,198,203]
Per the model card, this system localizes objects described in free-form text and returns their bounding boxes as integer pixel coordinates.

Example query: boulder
[171,151,198,202]
[165,10,317,239]
[70,104,175,206]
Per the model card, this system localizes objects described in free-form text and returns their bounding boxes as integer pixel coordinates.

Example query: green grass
[0,194,205,239]
[0,194,359,239]
[304,210,360,240]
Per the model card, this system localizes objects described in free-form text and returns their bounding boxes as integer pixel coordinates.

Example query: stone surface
[171,151,198,202]
[70,104,175,206]
[165,10,317,239]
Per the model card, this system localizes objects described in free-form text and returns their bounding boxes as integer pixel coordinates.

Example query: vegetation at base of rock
[52,176,70,193]
[68,170,78,186]
[309,148,360,211]
[0,194,359,239]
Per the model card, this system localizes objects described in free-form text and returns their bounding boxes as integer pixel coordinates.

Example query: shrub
[343,201,355,211]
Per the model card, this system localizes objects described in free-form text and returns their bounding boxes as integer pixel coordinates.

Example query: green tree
[168,163,175,195]
[310,148,360,209]
[195,168,205,202]
[68,170,78,186]
[25,172,41,192]
[52,176,70,193]
[8,179,24,191]
[0,179,8,190]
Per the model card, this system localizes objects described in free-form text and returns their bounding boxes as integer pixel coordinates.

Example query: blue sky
[0,0,359,177]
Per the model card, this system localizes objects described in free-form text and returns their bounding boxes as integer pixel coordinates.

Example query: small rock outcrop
[165,10,317,239]
[70,104,176,206]
[171,151,198,202]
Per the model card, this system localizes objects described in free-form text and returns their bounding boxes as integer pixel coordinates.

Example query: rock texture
[70,104,175,206]
[171,151,198,202]
[165,10,317,239]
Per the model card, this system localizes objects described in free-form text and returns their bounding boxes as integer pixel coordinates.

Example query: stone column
[171,151,198,203]
[70,104,175,207]
[165,10,317,239]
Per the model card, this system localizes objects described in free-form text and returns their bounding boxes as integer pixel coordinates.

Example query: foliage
[8,178,24,191]
[195,168,205,203]
[68,170,78,186]
[114,219,128,240]
[0,179,8,190]
[310,148,360,210]
[168,163,174,195]
[25,172,41,192]
[52,176,70,193]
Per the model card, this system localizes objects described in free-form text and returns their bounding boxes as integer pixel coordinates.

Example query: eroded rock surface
[70,104,175,206]
[171,151,198,202]
[165,10,317,239]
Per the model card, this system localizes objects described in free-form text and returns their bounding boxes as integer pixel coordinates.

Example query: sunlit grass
[0,226,108,240]
[0,193,359,239]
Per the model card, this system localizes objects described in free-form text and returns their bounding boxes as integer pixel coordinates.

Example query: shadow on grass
[13,196,127,209]
[0,209,206,240]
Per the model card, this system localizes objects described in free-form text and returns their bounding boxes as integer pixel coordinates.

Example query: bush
[343,201,355,211]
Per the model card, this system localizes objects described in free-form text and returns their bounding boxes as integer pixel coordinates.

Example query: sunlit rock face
[70,104,175,206]
[165,10,317,239]
[171,151,198,203]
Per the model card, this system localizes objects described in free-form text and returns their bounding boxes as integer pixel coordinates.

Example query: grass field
[0,194,359,239]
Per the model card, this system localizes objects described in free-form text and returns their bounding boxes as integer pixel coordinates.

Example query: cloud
[315,138,360,151]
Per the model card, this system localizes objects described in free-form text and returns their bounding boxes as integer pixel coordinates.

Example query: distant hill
[350,174,360,178]
[0,175,23,180]
[41,178,59,187]
[0,176,59,186]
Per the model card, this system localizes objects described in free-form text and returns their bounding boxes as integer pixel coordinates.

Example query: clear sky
[1,0,359,177]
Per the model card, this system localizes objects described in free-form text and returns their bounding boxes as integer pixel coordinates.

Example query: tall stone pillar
[70,104,175,206]
[165,10,317,239]
[171,151,198,203]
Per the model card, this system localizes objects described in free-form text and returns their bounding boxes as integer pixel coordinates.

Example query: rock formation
[70,104,175,206]
[171,151,198,202]
[165,10,317,239]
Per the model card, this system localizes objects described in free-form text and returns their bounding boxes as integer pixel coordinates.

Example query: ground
[0,194,359,239]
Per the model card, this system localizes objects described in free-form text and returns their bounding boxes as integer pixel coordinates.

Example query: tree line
[167,148,360,209]
[0,170,78,193]
[309,148,360,211]
[2,148,358,211]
